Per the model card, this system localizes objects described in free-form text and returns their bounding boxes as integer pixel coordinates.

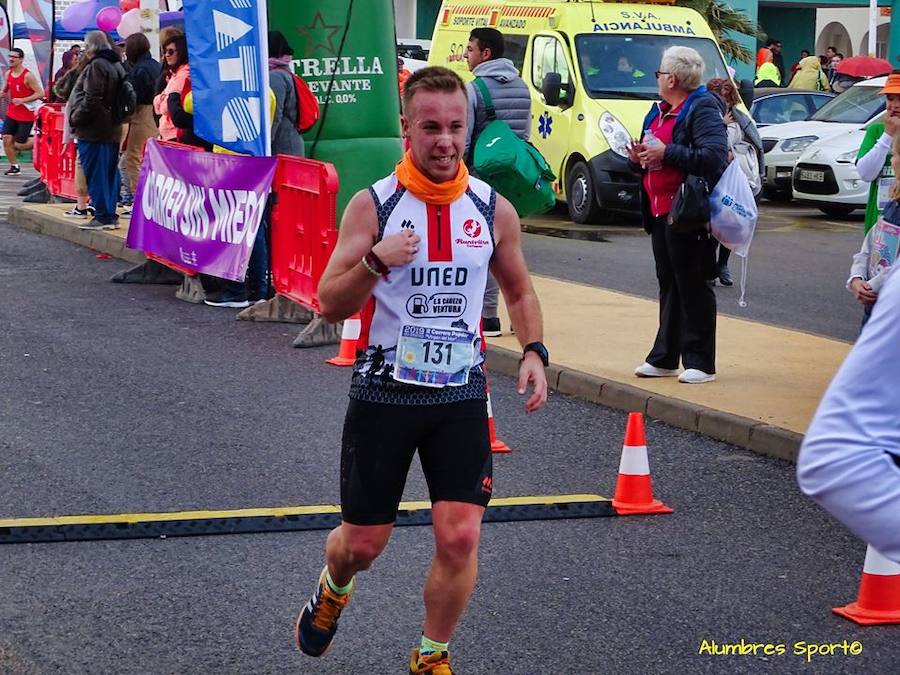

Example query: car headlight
[598,112,631,158]
[836,150,858,164]
[781,136,819,153]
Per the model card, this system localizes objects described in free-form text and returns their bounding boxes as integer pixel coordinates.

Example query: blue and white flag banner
[183,0,270,156]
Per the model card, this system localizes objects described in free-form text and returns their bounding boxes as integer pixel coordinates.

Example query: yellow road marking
[0,494,609,529]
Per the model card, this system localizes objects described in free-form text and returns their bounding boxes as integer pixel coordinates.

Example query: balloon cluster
[60,1,142,39]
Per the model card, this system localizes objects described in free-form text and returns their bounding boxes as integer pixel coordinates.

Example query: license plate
[799,169,825,182]
[776,168,792,178]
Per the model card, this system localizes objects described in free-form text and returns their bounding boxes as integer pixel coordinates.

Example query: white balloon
[117,8,142,39]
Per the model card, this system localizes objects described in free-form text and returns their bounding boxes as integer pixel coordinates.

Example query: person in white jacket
[848,133,900,329]
[797,265,900,563]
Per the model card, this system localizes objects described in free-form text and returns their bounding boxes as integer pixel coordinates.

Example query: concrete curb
[9,205,803,463]
[485,346,802,463]
[9,205,145,266]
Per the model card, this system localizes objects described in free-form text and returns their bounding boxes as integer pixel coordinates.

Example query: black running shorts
[2,118,33,144]
[340,398,493,525]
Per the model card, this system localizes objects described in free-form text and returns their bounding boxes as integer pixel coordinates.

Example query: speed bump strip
[0,494,614,544]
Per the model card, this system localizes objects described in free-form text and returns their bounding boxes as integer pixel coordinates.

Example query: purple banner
[127,140,278,281]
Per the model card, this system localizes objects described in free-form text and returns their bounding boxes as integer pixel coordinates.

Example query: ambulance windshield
[574,35,730,100]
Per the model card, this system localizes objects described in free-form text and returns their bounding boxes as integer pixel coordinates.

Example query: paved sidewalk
[7,201,850,461]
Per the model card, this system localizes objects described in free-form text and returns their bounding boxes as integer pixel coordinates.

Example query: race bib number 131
[393,325,476,388]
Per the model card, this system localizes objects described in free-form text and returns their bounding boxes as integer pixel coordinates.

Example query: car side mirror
[739,78,754,108]
[542,72,562,106]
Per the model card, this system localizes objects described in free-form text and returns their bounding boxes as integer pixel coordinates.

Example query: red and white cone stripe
[833,545,900,625]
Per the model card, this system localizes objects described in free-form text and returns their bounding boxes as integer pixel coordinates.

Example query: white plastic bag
[710,160,757,257]
[709,160,758,306]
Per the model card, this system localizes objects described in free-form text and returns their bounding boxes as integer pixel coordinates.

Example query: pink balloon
[117,8,142,39]
[120,0,139,11]
[61,1,98,33]
[96,6,123,33]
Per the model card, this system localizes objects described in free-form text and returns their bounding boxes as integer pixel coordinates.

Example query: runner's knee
[434,520,481,561]
[342,534,388,570]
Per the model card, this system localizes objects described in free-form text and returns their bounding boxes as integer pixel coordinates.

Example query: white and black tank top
[350,173,497,405]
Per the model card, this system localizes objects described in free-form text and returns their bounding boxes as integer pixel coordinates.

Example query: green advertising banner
[268,0,404,219]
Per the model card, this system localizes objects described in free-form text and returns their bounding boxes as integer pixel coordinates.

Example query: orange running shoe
[294,566,353,657]
[409,648,454,674]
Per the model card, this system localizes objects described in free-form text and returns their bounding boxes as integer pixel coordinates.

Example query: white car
[760,76,886,202]
[791,116,884,216]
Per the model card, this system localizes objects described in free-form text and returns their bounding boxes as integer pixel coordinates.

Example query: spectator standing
[847,134,900,329]
[823,46,838,82]
[856,73,900,235]
[766,39,785,86]
[51,50,77,102]
[68,31,126,231]
[464,26,530,337]
[754,57,781,87]
[122,33,160,205]
[1,47,44,175]
[706,78,764,287]
[628,46,728,384]
[53,51,93,219]
[788,55,830,91]
[154,32,189,142]
[829,53,844,87]
[267,30,304,157]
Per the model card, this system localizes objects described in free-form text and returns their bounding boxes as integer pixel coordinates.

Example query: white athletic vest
[358,173,496,378]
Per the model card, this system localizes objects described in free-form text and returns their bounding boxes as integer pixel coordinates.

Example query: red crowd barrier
[34,104,62,194]
[270,156,339,314]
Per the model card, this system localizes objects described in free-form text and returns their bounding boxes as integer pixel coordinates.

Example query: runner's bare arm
[318,189,421,322]
[490,194,547,412]
[22,71,43,102]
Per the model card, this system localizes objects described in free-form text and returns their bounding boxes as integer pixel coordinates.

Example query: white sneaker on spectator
[678,369,716,384]
[634,362,679,378]
[64,207,92,218]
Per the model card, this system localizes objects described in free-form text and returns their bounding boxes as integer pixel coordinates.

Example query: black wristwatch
[522,341,549,367]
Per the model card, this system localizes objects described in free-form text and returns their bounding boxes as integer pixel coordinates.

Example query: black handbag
[667,174,710,234]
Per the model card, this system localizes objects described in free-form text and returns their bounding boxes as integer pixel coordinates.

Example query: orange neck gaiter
[395,150,469,206]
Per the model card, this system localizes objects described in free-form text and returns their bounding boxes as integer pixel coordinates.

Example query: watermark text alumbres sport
[698,639,863,662]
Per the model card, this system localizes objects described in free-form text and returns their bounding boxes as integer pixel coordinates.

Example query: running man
[1,47,44,175]
[294,66,549,674]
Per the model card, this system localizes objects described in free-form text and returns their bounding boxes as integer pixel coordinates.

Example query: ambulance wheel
[566,161,602,224]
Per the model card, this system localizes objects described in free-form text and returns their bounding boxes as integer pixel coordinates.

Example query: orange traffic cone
[612,412,673,515]
[833,545,900,625]
[486,386,511,453]
[326,313,360,367]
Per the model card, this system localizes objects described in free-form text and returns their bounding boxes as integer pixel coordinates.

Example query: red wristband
[365,250,389,276]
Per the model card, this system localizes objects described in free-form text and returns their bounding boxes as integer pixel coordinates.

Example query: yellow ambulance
[429,0,733,223]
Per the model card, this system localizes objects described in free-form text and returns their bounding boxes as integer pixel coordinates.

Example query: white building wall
[816,8,890,58]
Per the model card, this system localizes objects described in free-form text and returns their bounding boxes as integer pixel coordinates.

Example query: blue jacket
[633,87,729,231]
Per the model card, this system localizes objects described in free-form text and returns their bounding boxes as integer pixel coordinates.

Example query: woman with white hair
[627,45,728,384]
[68,30,128,231]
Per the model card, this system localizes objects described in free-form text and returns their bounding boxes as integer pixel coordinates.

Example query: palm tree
[677,0,763,64]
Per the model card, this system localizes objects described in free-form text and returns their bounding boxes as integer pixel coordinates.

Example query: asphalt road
[520,202,865,342]
[1,220,898,674]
